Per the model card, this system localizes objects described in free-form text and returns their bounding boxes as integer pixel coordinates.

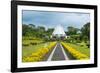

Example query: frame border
[11,1,97,72]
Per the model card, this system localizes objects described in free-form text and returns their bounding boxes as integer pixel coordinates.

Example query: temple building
[51,25,67,39]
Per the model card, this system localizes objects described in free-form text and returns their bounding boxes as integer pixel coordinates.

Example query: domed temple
[51,25,67,39]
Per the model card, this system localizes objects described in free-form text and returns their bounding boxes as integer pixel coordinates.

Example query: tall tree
[29,24,35,28]
[22,24,36,36]
[37,26,45,32]
[47,28,54,34]
[22,24,29,36]
[81,22,90,40]
[67,26,79,35]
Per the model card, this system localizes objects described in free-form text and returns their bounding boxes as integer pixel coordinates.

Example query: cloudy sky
[22,10,90,31]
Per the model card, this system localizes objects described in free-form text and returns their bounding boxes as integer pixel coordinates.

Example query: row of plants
[61,42,89,60]
[66,42,90,57]
[22,42,57,62]
[22,36,43,40]
[22,39,44,46]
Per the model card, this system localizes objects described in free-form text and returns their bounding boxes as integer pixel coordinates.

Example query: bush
[22,42,30,46]
[30,42,37,45]
[61,42,89,60]
[80,42,86,47]
[22,42,57,62]
[86,41,90,48]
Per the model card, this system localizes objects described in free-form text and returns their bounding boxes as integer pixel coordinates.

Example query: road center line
[47,44,57,61]
[60,43,69,60]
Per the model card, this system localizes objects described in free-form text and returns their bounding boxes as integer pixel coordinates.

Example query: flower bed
[61,42,89,60]
[23,42,57,62]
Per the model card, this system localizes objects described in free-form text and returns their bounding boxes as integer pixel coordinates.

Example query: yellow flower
[61,42,88,60]
[23,42,57,62]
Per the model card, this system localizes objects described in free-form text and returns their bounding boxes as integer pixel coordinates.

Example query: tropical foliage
[65,22,90,48]
[22,24,54,41]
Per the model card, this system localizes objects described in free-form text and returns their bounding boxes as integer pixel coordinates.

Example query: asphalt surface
[42,42,74,61]
[51,43,66,61]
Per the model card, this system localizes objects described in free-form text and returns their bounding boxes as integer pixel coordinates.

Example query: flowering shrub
[61,42,89,60]
[23,42,57,62]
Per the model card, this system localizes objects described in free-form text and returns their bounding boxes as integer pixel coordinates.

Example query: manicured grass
[66,43,90,57]
[22,42,57,62]
[22,36,44,46]
[22,39,43,45]
[22,42,50,57]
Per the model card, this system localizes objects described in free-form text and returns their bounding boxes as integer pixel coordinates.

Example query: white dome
[52,25,66,37]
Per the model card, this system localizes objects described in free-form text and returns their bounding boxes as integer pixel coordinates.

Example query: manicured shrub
[80,42,86,47]
[30,42,37,45]
[86,41,90,48]
[61,42,89,60]
[22,42,57,62]
[22,42,30,46]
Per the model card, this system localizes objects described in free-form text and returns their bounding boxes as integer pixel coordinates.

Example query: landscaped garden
[22,22,90,62]
[22,39,56,62]
[61,42,89,60]
[22,11,90,62]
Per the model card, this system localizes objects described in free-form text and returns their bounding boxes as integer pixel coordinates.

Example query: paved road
[47,43,69,61]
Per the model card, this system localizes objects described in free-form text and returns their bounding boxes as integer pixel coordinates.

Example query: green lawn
[22,42,50,57]
[66,43,90,57]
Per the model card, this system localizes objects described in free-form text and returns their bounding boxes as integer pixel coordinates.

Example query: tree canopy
[22,24,54,39]
[67,26,79,35]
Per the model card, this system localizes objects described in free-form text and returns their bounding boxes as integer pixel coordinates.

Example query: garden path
[47,43,69,61]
